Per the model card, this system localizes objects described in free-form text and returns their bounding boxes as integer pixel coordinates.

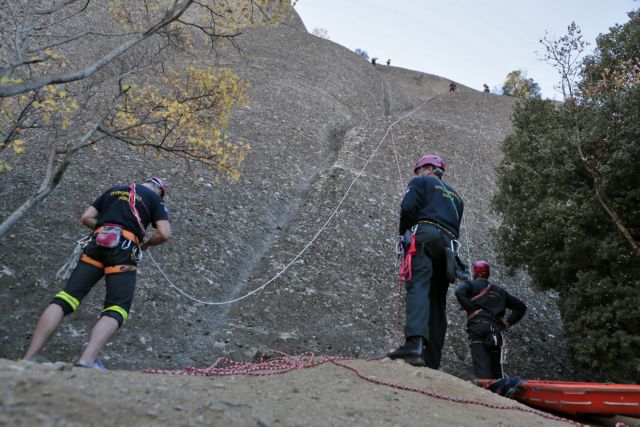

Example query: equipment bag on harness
[95,224,123,248]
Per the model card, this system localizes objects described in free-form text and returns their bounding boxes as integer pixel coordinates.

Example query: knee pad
[101,305,129,327]
[52,291,80,315]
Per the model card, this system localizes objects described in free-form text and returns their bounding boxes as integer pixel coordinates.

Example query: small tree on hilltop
[501,70,541,98]
[0,0,293,239]
[354,48,369,61]
[539,21,589,99]
[312,27,330,40]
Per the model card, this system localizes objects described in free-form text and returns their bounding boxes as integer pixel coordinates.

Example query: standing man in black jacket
[387,155,464,368]
[455,260,526,379]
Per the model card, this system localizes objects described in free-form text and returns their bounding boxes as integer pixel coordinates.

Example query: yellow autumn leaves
[111,66,250,180]
[1,77,79,172]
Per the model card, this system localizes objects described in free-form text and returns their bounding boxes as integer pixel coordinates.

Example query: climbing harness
[405,220,464,284]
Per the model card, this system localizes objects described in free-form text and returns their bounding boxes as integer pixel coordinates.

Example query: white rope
[459,93,489,268]
[390,129,405,194]
[55,237,89,281]
[149,101,429,305]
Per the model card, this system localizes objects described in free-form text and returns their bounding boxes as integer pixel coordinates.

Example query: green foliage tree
[501,70,541,98]
[0,0,292,239]
[493,12,640,380]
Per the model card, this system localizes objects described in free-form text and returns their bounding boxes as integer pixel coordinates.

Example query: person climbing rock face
[449,82,457,92]
[455,260,526,379]
[387,155,464,368]
[23,177,171,370]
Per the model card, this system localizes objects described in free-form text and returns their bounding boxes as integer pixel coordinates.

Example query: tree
[492,12,640,380]
[311,27,330,40]
[501,70,541,98]
[0,0,292,239]
[539,21,589,99]
[354,48,369,61]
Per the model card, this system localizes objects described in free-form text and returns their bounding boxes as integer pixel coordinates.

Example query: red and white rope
[144,350,583,426]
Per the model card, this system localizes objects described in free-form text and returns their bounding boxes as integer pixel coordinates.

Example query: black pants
[404,223,450,369]
[467,320,503,379]
[51,238,137,327]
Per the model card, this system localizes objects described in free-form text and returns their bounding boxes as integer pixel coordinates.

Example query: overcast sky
[294,1,637,99]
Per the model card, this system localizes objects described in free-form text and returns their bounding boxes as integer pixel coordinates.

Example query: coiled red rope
[143,350,583,426]
[398,232,416,282]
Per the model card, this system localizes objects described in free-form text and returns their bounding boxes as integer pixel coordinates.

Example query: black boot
[387,336,426,367]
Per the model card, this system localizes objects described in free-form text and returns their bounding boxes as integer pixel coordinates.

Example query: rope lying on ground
[143,350,583,426]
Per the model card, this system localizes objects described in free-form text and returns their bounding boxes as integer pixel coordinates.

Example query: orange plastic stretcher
[477,379,640,417]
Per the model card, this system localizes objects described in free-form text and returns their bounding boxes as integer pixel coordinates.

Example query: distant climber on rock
[388,155,464,368]
[455,261,526,379]
[386,59,391,66]
[23,177,171,370]
[371,57,377,66]
[449,81,457,92]
[483,83,490,93]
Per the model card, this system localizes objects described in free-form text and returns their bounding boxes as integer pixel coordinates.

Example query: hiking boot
[74,359,108,371]
[387,336,426,367]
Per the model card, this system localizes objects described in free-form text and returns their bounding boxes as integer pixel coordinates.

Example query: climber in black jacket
[455,260,526,379]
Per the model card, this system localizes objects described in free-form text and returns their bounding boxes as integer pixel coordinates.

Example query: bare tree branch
[0,0,194,97]
[0,89,124,239]
[34,0,85,15]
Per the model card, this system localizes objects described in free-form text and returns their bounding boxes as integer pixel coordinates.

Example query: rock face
[0,12,581,381]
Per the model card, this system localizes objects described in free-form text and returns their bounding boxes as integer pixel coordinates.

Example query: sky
[294,1,637,99]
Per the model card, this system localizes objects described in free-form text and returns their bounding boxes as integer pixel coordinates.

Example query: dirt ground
[1,358,638,427]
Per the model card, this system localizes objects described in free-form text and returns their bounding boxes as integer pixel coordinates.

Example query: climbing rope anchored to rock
[144,99,431,305]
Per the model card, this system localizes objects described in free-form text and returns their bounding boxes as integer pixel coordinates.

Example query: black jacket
[92,184,169,241]
[455,279,526,326]
[399,175,463,237]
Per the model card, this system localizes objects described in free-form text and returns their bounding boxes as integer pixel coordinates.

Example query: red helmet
[472,260,490,279]
[146,176,167,198]
[414,155,445,175]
